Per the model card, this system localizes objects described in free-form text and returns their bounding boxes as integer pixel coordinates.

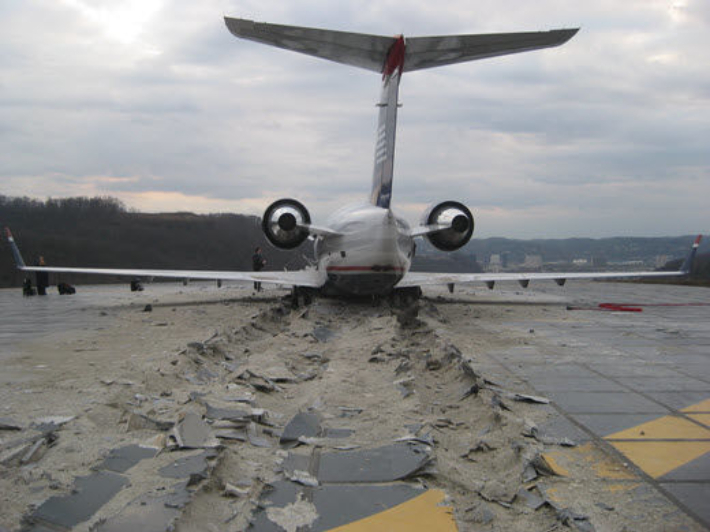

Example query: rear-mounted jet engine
[421,201,474,251]
[262,198,311,249]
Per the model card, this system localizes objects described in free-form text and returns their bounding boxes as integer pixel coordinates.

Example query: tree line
[0,195,308,288]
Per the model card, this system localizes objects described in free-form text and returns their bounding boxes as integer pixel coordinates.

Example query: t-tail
[224,18,578,209]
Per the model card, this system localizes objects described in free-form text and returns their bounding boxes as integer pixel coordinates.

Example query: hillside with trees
[0,195,308,288]
[1,195,707,288]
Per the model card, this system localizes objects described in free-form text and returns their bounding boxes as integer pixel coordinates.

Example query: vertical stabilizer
[370,36,404,209]
[224,18,578,209]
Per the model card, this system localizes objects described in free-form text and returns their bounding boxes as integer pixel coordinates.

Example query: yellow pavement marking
[607,483,641,493]
[538,453,570,477]
[681,399,710,413]
[543,443,636,480]
[327,489,457,532]
[687,413,710,427]
[601,399,710,478]
[609,441,710,479]
[605,415,710,440]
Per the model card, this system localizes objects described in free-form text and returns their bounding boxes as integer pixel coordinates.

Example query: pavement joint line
[482,319,710,530]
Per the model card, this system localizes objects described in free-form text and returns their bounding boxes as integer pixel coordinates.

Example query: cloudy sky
[2,0,708,238]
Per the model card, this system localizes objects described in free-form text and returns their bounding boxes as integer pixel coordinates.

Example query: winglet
[4,227,27,270]
[680,234,702,275]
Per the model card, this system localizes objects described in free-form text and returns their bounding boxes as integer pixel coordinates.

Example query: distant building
[523,254,543,269]
[488,254,501,272]
[655,255,670,268]
[501,252,510,269]
[591,256,607,267]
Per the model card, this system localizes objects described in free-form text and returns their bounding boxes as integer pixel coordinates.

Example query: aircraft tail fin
[4,227,27,270]
[224,18,578,210]
[680,234,702,275]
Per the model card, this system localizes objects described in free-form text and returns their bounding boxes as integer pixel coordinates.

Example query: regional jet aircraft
[4,19,702,297]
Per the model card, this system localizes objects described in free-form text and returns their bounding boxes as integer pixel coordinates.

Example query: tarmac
[478,281,710,528]
[0,280,708,531]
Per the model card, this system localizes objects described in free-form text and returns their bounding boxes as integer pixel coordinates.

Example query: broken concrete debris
[204,403,251,424]
[283,442,432,484]
[94,481,192,532]
[512,392,551,405]
[97,444,158,473]
[27,471,130,530]
[280,412,322,449]
[4,298,645,532]
[0,417,23,431]
[247,421,272,448]
[159,450,219,485]
[169,412,220,449]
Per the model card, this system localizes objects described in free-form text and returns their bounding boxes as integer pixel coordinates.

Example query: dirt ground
[0,286,704,531]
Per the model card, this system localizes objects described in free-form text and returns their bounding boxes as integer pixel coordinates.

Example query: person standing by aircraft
[252,247,266,292]
[35,256,49,295]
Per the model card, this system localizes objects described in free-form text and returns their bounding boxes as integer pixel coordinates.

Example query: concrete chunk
[97,444,158,473]
[95,481,191,532]
[28,471,129,529]
[171,412,220,449]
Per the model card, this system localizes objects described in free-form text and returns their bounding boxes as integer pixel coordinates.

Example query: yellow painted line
[681,398,710,413]
[539,452,570,477]
[607,483,641,493]
[543,443,636,480]
[687,413,710,427]
[605,415,710,440]
[327,489,457,532]
[609,441,710,478]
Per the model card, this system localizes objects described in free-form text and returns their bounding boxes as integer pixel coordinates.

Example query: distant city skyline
[1,1,708,238]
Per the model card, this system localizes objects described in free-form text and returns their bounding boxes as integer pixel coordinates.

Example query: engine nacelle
[421,201,474,251]
[262,198,311,249]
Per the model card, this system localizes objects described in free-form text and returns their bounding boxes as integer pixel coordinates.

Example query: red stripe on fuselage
[382,35,405,78]
[326,266,405,272]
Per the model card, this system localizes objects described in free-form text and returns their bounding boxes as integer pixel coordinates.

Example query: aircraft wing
[4,228,326,288]
[398,235,702,289]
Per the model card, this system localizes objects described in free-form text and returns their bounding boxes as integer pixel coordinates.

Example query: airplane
[3,18,702,299]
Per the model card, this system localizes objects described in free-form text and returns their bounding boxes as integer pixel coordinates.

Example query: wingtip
[694,234,702,247]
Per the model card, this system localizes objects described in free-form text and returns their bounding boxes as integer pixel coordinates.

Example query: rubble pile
[2,294,697,531]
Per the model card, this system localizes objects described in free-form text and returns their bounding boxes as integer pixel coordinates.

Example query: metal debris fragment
[512,393,551,404]
[0,417,23,431]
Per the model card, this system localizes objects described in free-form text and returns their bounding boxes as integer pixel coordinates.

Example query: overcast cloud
[1,0,708,237]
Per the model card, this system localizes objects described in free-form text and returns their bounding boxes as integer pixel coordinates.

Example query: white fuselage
[314,203,414,295]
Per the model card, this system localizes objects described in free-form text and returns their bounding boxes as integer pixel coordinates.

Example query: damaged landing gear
[287,286,316,309]
[391,287,422,327]
[391,286,422,307]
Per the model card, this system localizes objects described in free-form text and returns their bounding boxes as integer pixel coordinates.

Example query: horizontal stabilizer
[404,29,578,72]
[225,18,578,74]
[225,17,394,72]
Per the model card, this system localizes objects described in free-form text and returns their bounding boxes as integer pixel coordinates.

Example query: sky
[1,0,708,238]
